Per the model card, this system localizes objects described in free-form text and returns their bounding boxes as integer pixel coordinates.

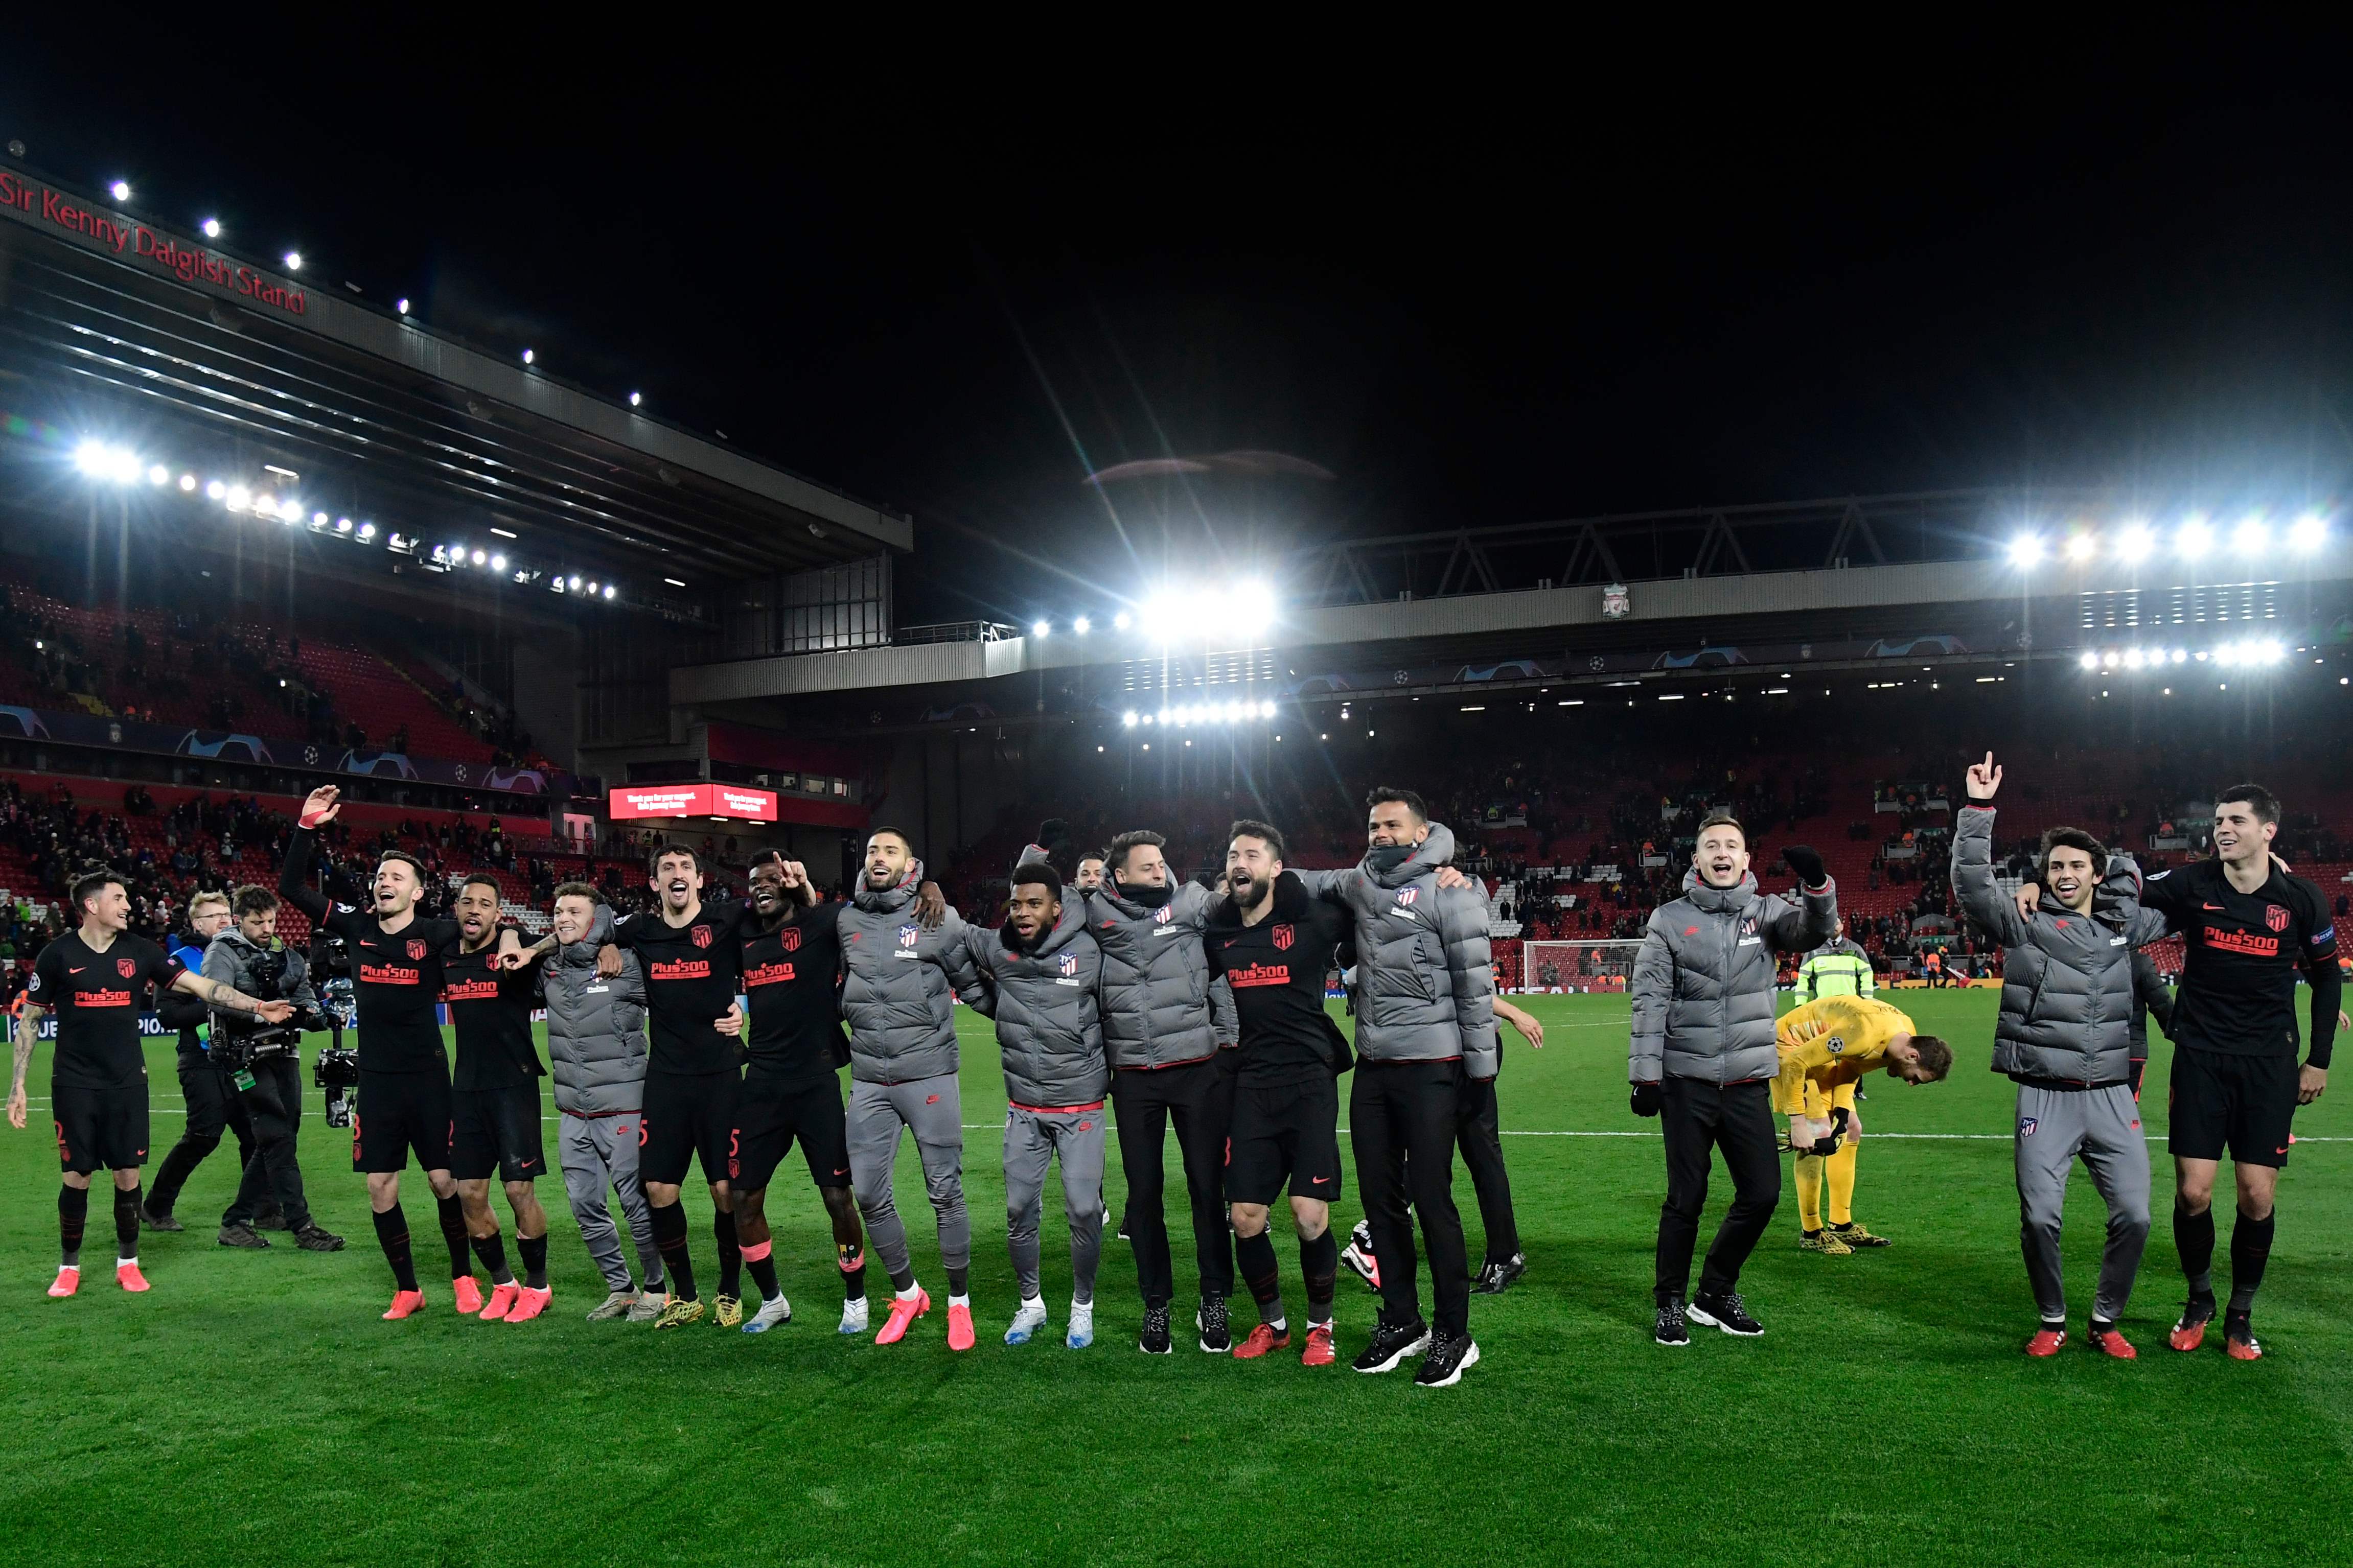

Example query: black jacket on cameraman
[202,930,324,1058]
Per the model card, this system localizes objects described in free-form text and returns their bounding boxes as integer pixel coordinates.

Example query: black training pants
[149,1054,259,1216]
[1654,1076,1780,1305]
[1112,1057,1235,1308]
[222,1056,312,1230]
[1351,1059,1471,1338]
[1456,1074,1519,1263]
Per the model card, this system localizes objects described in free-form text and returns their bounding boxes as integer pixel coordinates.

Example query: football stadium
[7,80,2353,1568]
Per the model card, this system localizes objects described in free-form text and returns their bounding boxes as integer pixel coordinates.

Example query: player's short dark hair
[2215,783,2279,826]
[1229,820,1286,860]
[1910,1035,1954,1081]
[1106,829,1166,875]
[866,826,914,854]
[1010,863,1062,899]
[70,869,124,915]
[459,873,504,901]
[230,884,279,918]
[377,849,427,884]
[2037,827,2108,883]
[551,880,604,907]
[1696,810,1744,840]
[647,843,703,876]
[1365,787,1429,823]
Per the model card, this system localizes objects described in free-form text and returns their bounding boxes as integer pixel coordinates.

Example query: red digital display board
[607,783,778,822]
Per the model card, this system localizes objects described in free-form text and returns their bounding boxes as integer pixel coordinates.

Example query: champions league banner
[0,704,564,798]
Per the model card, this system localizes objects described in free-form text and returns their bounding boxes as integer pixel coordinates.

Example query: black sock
[373,1206,420,1292]
[1237,1230,1285,1325]
[887,1263,916,1293]
[947,1265,970,1297]
[839,1241,867,1302]
[2175,1200,2217,1298]
[2229,1207,2275,1314]
[472,1229,513,1286]
[650,1202,696,1301]
[713,1209,742,1298]
[59,1185,88,1269]
[113,1184,142,1259]
[435,1192,472,1281]
[747,1251,781,1302]
[519,1233,548,1290]
[1301,1227,1339,1326]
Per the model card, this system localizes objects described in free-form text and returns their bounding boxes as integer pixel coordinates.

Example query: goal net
[1514,940,1644,994]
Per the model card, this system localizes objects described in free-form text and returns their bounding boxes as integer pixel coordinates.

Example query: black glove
[1783,844,1828,887]
[1630,1081,1663,1118]
[1036,818,1070,850]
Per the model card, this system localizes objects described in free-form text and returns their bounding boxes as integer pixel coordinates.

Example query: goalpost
[1514,940,1645,994]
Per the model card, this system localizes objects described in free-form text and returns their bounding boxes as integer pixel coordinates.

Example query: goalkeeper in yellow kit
[1773,994,1953,1255]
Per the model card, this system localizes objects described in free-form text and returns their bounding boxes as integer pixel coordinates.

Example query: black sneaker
[1472,1252,1527,1295]
[140,1205,183,1233]
[1655,1299,1690,1346]
[1196,1296,1232,1354]
[217,1223,269,1250]
[1688,1291,1764,1337]
[1140,1303,1172,1355]
[1116,1209,1133,1244]
[1352,1316,1431,1374]
[1412,1331,1481,1387]
[292,1223,345,1253]
[253,1207,291,1233]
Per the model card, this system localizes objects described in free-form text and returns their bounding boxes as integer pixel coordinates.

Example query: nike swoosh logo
[68,967,84,974]
[2203,903,2224,911]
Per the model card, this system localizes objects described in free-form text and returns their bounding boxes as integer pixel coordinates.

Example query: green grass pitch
[4,989,2350,1566]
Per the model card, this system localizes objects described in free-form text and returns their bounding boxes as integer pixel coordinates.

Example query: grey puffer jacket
[963,898,1109,1108]
[541,904,650,1116]
[838,875,985,1086]
[202,930,323,1052]
[1952,805,2152,1087]
[1630,866,1837,1085]
[1298,823,1498,1075]
[1017,844,1221,1070]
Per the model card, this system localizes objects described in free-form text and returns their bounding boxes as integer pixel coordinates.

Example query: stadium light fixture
[146,464,169,486]
[490,527,517,539]
[395,297,410,315]
[2101,650,2118,668]
[2063,532,2096,563]
[2007,534,2044,567]
[2290,513,2327,553]
[336,519,353,534]
[1122,711,1138,727]
[1031,619,1051,638]
[629,391,642,407]
[177,474,196,491]
[602,585,615,600]
[205,480,226,500]
[224,485,249,511]
[283,251,302,271]
[568,576,582,591]
[491,554,507,571]
[2259,638,2285,665]
[108,180,130,202]
[357,523,375,540]
[2177,514,2213,559]
[522,348,535,365]
[663,576,686,588]
[2115,521,2154,562]
[256,493,278,516]
[1073,616,1091,635]
[471,548,488,565]
[2216,643,2240,667]
[2234,516,2269,553]
[1260,700,1277,718]
[201,217,221,239]
[585,580,598,594]
[281,498,305,522]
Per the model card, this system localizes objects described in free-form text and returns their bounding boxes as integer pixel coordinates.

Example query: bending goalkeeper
[1772,995,1953,1254]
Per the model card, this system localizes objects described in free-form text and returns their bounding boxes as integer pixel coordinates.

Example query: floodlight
[395,297,410,315]
[2177,516,2212,558]
[1113,611,1132,630]
[2008,535,2044,567]
[471,548,488,565]
[2124,649,2144,670]
[629,391,642,407]
[206,480,227,500]
[201,218,221,239]
[1122,711,1138,727]
[282,251,302,271]
[1259,700,1277,718]
[2064,533,2096,562]
[108,180,129,202]
[1031,620,1050,638]
[357,523,375,540]
[177,474,195,491]
[1073,616,1091,635]
[2114,522,2153,562]
[2234,516,2269,552]
[2079,651,2098,670]
[491,554,507,571]
[602,585,615,599]
[147,464,169,486]
[2289,513,2327,553]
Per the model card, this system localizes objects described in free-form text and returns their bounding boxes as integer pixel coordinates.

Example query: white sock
[118,1256,137,1267]
[896,1282,922,1301]
[56,1263,78,1274]
[951,1293,972,1308]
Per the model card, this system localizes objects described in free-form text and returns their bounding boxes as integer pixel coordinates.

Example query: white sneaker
[742,1293,793,1334]
[626,1289,665,1323]
[838,1296,870,1336]
[1067,1297,1095,1349]
[1005,1295,1049,1345]
[586,1290,636,1322]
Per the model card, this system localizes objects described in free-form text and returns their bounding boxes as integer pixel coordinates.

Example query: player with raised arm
[443,875,549,1323]
[729,853,871,1337]
[594,846,756,1328]
[10,870,295,1296]
[280,787,477,1319]
[2020,781,2340,1359]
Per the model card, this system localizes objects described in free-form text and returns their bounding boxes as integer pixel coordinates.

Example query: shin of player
[731,854,870,1337]
[280,787,471,1319]
[445,876,551,1323]
[1630,814,1836,1346]
[962,865,1110,1349]
[837,829,986,1349]
[10,871,297,1296]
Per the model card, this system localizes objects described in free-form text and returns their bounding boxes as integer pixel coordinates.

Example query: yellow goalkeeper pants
[1794,1140,1859,1230]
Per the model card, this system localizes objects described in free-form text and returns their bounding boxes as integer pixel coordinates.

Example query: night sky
[6,21,2351,626]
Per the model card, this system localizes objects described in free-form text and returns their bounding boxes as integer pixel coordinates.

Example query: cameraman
[204,886,343,1252]
[145,892,269,1231]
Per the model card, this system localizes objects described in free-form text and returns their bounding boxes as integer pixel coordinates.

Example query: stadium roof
[0,161,908,611]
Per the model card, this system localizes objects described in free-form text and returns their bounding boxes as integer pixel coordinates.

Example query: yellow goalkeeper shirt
[1772,995,1918,1114]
